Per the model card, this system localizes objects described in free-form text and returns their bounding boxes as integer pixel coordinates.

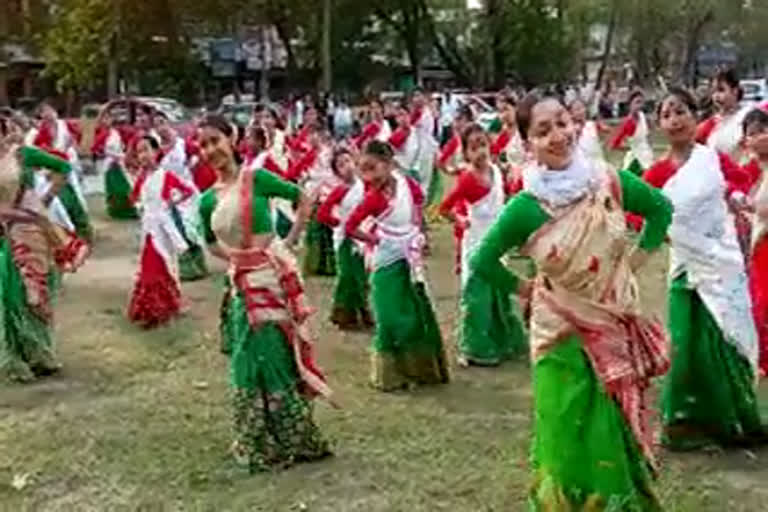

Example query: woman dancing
[643,88,766,450]
[317,149,373,330]
[196,115,333,472]
[440,124,526,366]
[0,140,89,382]
[471,93,672,509]
[127,136,195,328]
[345,141,449,391]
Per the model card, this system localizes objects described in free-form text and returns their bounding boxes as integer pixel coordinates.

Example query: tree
[42,0,115,92]
[321,0,332,92]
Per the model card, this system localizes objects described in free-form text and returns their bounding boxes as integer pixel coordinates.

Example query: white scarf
[522,151,602,207]
[663,144,758,369]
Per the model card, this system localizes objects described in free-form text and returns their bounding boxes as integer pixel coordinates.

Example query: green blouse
[198,169,300,244]
[17,146,72,188]
[470,170,672,294]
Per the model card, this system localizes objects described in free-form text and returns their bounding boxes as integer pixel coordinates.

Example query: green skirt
[58,183,93,243]
[276,209,293,239]
[219,276,233,356]
[0,239,60,382]
[426,167,443,208]
[530,337,660,511]
[370,259,449,391]
[170,205,208,282]
[330,238,372,330]
[458,270,527,365]
[661,273,764,450]
[228,291,331,472]
[179,245,208,282]
[104,163,138,219]
[303,208,336,277]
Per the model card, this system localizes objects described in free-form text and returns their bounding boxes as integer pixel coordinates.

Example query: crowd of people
[2,67,768,509]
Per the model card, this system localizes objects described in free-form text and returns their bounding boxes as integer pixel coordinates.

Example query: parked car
[98,96,196,140]
[740,79,768,106]
[219,102,257,128]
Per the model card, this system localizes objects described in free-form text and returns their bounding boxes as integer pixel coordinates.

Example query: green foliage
[41,0,114,91]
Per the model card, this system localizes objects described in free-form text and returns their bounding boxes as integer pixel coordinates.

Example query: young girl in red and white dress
[354,99,392,150]
[439,125,526,366]
[696,70,758,256]
[610,90,654,172]
[317,149,374,330]
[741,107,768,377]
[388,104,420,176]
[290,129,338,276]
[345,141,448,391]
[436,105,474,176]
[697,70,753,162]
[569,98,607,168]
[490,94,527,195]
[127,136,196,328]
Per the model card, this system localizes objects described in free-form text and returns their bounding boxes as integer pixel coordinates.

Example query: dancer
[196,115,333,473]
[409,89,441,208]
[439,124,526,366]
[641,88,765,450]
[345,141,449,391]
[490,94,526,172]
[0,142,89,382]
[31,103,93,242]
[435,105,474,176]
[610,90,654,173]
[290,129,337,277]
[243,125,296,238]
[697,69,752,160]
[317,148,373,330]
[742,107,768,377]
[93,110,137,219]
[389,103,419,176]
[127,136,194,328]
[153,113,208,282]
[471,94,672,509]
[353,99,392,150]
[569,98,607,167]
[257,104,289,169]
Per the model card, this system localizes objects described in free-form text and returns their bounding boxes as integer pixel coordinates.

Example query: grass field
[2,148,768,511]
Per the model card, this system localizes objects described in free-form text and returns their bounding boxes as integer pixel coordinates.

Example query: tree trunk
[484,0,498,88]
[259,25,270,101]
[273,20,298,84]
[107,0,120,98]
[418,0,473,86]
[679,10,715,86]
[320,0,332,93]
[0,67,9,107]
[595,0,618,91]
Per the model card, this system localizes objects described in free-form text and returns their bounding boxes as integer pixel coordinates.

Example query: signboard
[211,61,236,78]
[210,39,237,61]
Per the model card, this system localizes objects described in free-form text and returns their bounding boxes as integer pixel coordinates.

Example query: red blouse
[345,176,423,236]
[354,121,382,149]
[609,115,638,150]
[695,117,718,145]
[490,129,512,157]
[316,183,350,227]
[437,134,461,168]
[439,170,491,217]
[129,169,195,206]
[388,126,410,150]
[284,147,318,182]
